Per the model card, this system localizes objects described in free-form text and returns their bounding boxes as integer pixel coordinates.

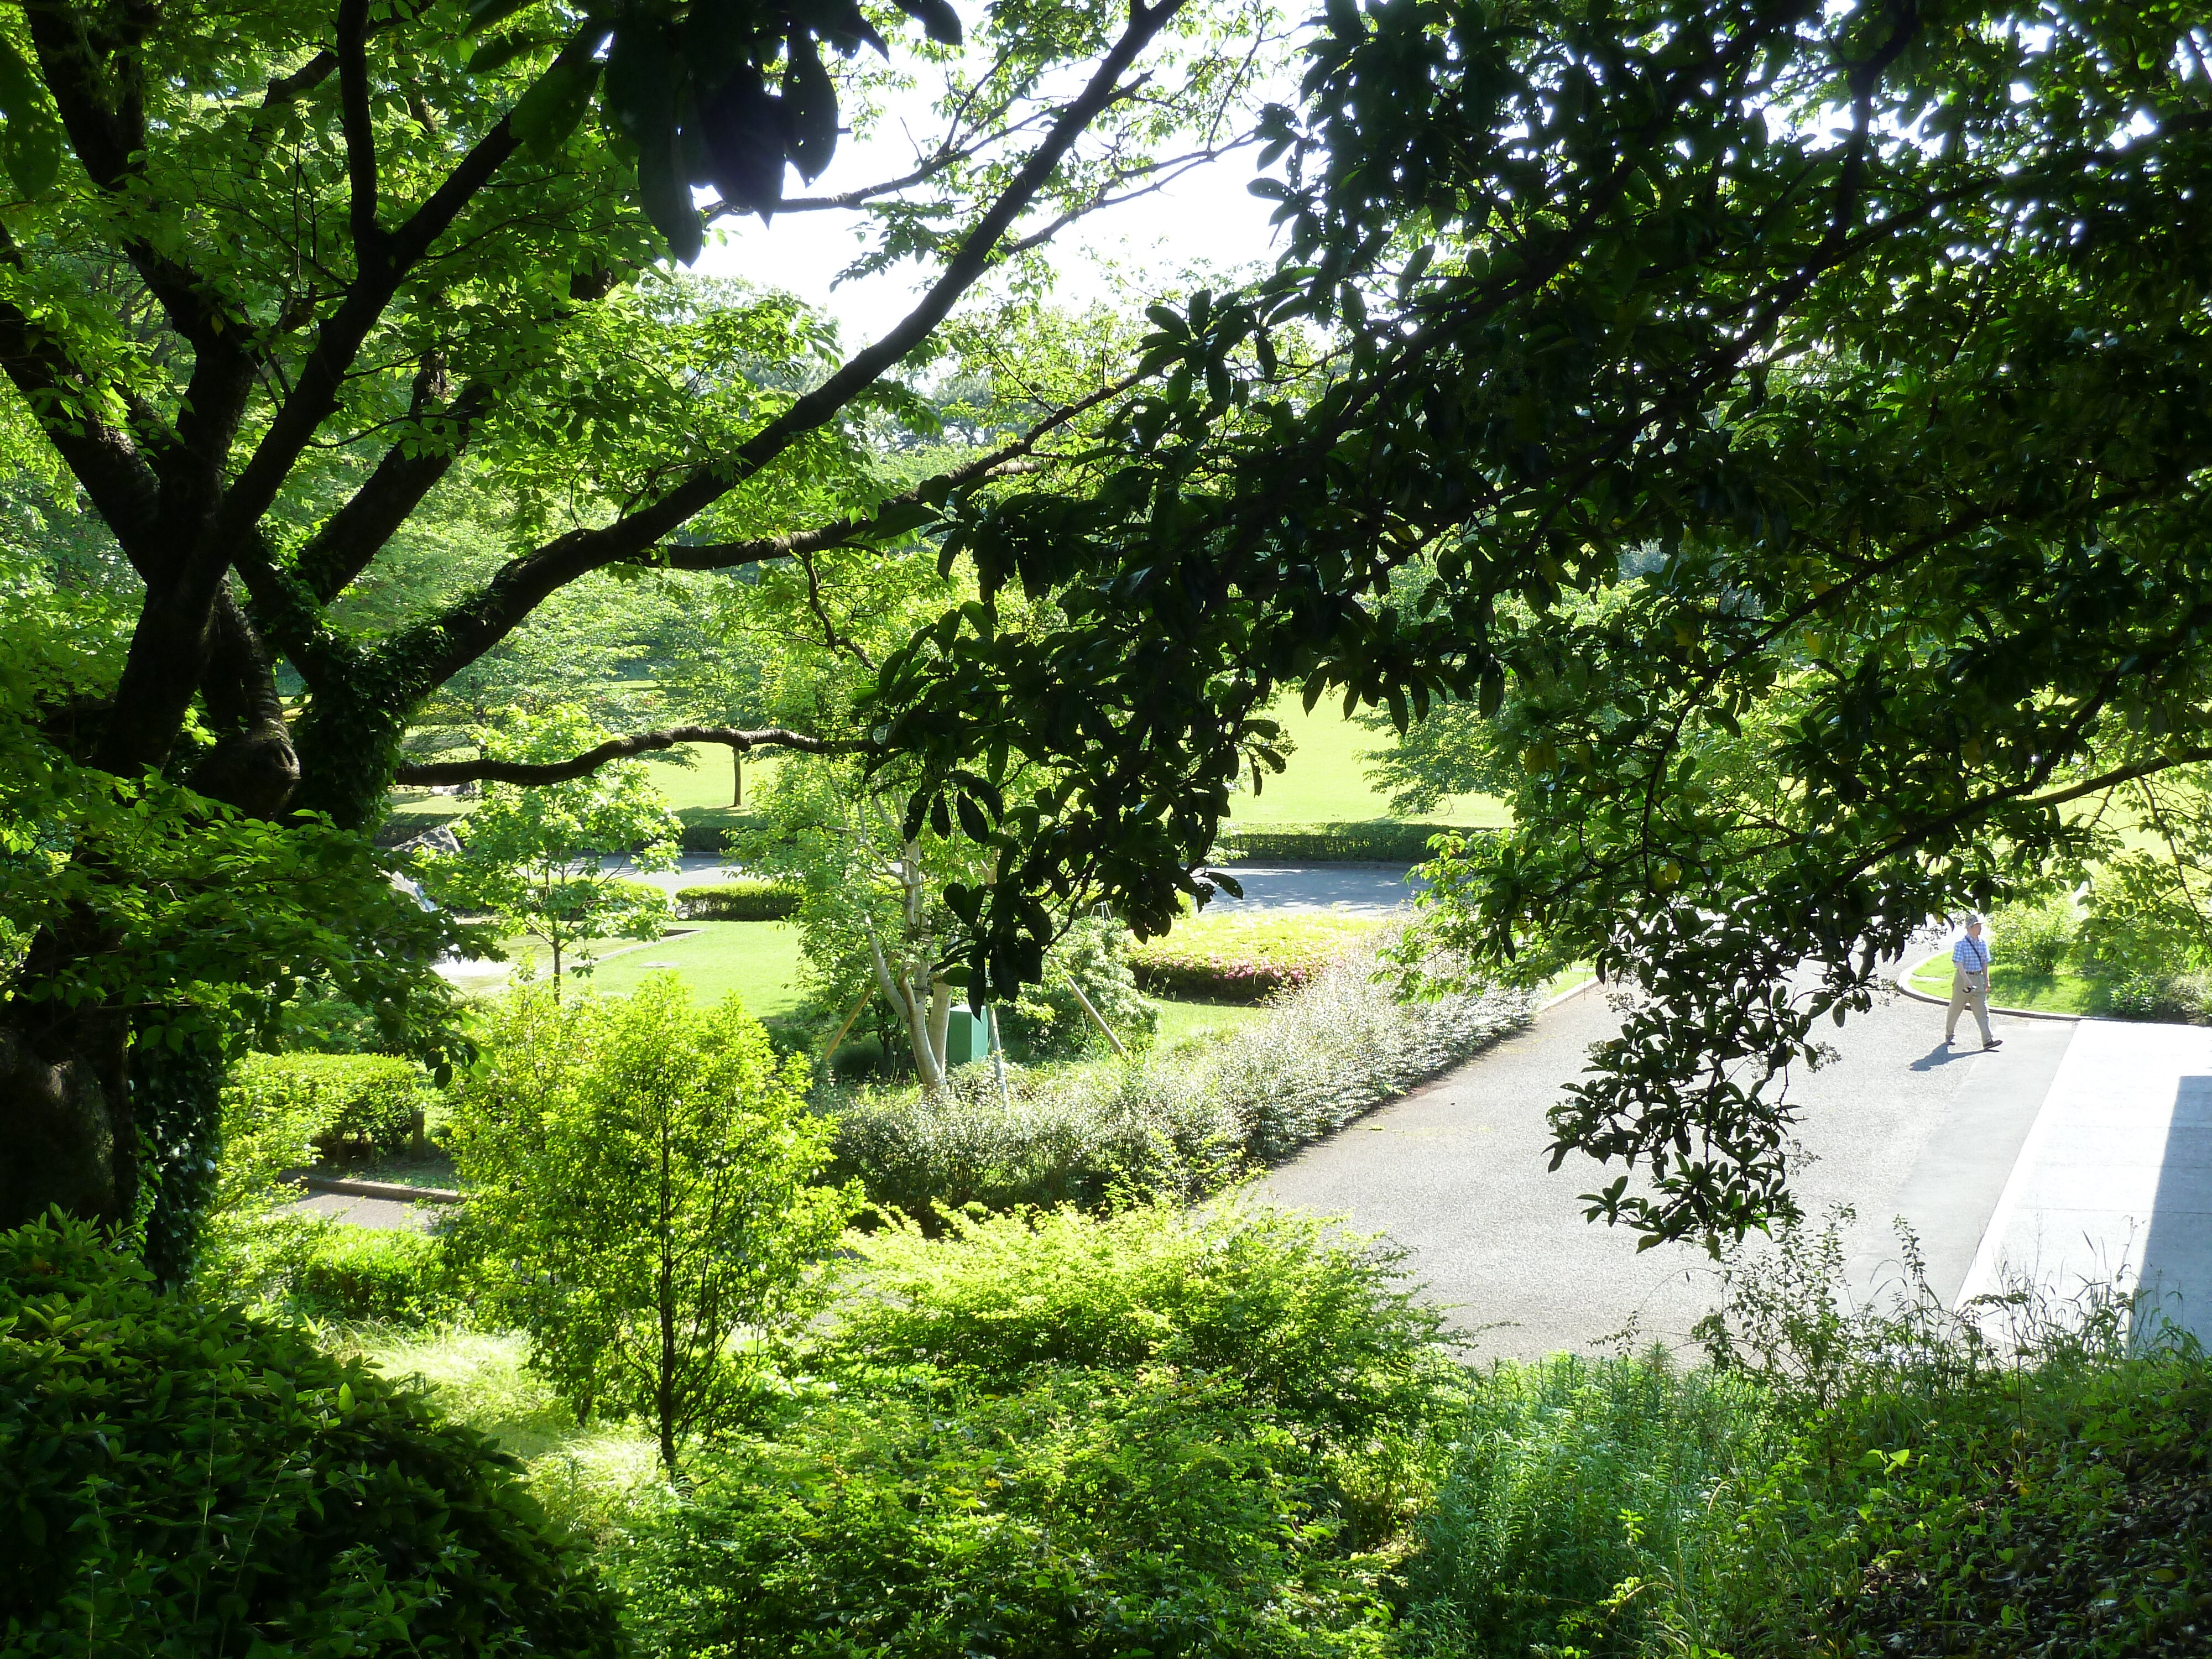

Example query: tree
[447,975,857,1474]
[416,707,682,992]
[858,0,2212,1249]
[0,0,1279,1236]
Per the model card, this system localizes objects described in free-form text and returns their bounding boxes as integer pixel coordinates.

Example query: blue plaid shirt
[1952,935,1991,974]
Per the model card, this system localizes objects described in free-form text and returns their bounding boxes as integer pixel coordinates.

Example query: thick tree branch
[296,376,495,602]
[0,280,163,562]
[336,0,382,265]
[210,25,606,559]
[22,0,218,343]
[394,725,855,787]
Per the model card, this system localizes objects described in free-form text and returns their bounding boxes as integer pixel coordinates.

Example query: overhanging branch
[394,725,859,788]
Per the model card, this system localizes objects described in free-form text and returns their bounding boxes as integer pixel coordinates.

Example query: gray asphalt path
[1196,862,1425,915]
[1258,978,2061,1361]
[283,1191,442,1231]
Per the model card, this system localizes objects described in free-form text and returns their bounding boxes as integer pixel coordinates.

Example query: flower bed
[1125,911,1385,1003]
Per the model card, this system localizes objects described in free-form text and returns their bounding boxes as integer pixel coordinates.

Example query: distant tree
[416,708,681,993]
[447,975,857,1473]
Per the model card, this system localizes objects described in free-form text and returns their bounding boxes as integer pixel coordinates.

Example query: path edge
[1892,951,2083,1024]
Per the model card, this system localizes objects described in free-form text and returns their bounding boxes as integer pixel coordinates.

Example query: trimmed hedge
[225,1052,437,1157]
[0,1214,623,1657]
[675,879,800,921]
[1126,912,1384,1003]
[291,1225,450,1325]
[1212,820,1479,863]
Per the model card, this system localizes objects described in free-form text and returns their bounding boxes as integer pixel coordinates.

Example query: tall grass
[1407,1355,1773,1658]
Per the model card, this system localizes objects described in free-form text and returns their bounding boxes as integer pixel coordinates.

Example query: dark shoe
[1944,1035,1954,1046]
[1983,1039,2003,1051]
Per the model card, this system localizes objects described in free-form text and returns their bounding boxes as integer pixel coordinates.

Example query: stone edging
[299,1174,463,1205]
[1891,951,2083,1024]
[1540,973,1600,1012]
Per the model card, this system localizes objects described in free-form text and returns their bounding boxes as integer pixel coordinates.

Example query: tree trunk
[0,1010,133,1234]
[731,751,743,808]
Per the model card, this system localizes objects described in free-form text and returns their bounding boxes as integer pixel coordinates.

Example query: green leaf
[466,32,554,74]
[782,33,838,182]
[4,116,60,199]
[0,36,44,117]
[891,0,963,48]
[463,0,540,38]
[638,128,703,264]
[509,58,601,158]
[603,24,675,150]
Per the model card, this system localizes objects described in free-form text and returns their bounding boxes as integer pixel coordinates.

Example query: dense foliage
[673,879,799,921]
[1215,822,1467,864]
[224,1051,439,1160]
[620,1201,1442,1659]
[0,0,1275,1238]
[445,976,856,1469]
[0,1213,623,1657]
[863,0,2212,1249]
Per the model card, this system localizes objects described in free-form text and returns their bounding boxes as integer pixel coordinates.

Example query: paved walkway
[1259,979,2211,1358]
[1957,1018,2212,1338]
[285,1190,442,1230]
[1196,862,1425,915]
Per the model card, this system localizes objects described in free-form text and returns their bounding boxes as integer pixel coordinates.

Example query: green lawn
[1230,696,1505,827]
[576,920,807,1015]
[1907,954,2105,1015]
[389,704,1503,834]
[1149,998,1270,1049]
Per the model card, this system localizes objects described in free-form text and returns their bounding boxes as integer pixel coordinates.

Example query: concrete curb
[298,1175,462,1205]
[1540,973,1600,1012]
[1891,951,2083,1024]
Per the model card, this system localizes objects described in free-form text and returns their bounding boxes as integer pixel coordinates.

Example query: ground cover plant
[827,930,1533,1215]
[0,1214,624,1657]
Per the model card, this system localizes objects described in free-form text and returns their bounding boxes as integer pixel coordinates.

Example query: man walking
[1946,916,2002,1051]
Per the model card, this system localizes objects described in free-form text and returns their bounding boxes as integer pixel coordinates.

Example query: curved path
[1256,975,2211,1360]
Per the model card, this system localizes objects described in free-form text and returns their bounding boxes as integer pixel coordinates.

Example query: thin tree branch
[394,725,857,787]
[378,0,1184,692]
[210,24,607,559]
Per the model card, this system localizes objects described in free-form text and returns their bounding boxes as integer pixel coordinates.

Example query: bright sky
[693,60,1290,347]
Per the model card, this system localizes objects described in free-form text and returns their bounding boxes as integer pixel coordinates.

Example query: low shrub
[827,930,1532,1214]
[1406,1355,1772,1658]
[290,1224,450,1325]
[2105,967,2211,1024]
[0,1213,623,1657]
[625,1369,1400,1659]
[826,1061,1236,1215]
[621,1202,1444,1659]
[225,1051,437,1159]
[1990,894,2079,974]
[1214,820,1472,863]
[675,878,800,920]
[837,1201,1447,1445]
[1128,911,1385,1002]
[1205,936,1529,1159]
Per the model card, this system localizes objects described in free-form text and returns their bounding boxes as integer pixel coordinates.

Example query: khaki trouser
[1947,968,1993,1044]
